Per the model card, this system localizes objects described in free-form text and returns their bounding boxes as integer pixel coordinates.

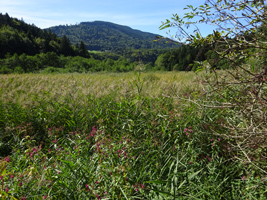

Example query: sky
[0,0,215,37]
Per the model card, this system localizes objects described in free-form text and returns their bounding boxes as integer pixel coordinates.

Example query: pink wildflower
[5,157,10,162]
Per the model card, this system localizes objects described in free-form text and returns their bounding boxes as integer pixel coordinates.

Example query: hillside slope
[0,13,89,58]
[48,21,177,51]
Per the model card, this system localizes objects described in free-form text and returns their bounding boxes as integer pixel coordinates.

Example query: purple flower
[218,138,221,141]
[5,157,10,162]
[5,188,9,192]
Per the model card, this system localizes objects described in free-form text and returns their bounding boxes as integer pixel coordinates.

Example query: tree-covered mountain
[0,13,209,74]
[0,13,89,58]
[47,21,178,51]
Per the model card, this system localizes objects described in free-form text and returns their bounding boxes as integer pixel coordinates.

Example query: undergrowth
[0,73,266,199]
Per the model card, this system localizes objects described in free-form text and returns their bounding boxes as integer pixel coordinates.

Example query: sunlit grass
[0,71,199,106]
[0,72,266,199]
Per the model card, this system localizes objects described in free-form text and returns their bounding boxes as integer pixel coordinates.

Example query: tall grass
[0,72,266,199]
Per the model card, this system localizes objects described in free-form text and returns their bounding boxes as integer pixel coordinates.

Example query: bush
[0,66,13,74]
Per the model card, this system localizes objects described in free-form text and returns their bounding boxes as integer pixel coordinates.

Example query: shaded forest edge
[0,13,222,73]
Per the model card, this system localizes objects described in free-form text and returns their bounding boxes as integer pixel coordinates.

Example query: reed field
[0,71,266,199]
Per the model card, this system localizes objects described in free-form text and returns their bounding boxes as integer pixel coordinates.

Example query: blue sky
[0,0,214,37]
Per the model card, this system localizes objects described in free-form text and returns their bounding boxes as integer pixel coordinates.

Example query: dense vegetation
[0,13,211,73]
[1,0,267,199]
[48,21,178,51]
[0,52,138,73]
[1,72,266,199]
[0,13,90,59]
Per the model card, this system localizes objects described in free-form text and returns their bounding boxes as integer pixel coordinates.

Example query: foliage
[155,45,208,71]
[160,0,267,178]
[0,52,137,73]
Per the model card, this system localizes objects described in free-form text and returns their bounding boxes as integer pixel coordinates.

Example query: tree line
[0,12,221,74]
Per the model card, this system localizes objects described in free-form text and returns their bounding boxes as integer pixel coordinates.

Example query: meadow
[0,71,266,199]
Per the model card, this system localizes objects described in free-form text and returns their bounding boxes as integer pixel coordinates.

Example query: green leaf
[119,186,129,200]
[188,168,203,180]
[145,180,167,184]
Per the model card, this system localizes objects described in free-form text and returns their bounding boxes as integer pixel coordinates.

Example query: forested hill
[0,13,89,58]
[47,21,178,51]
